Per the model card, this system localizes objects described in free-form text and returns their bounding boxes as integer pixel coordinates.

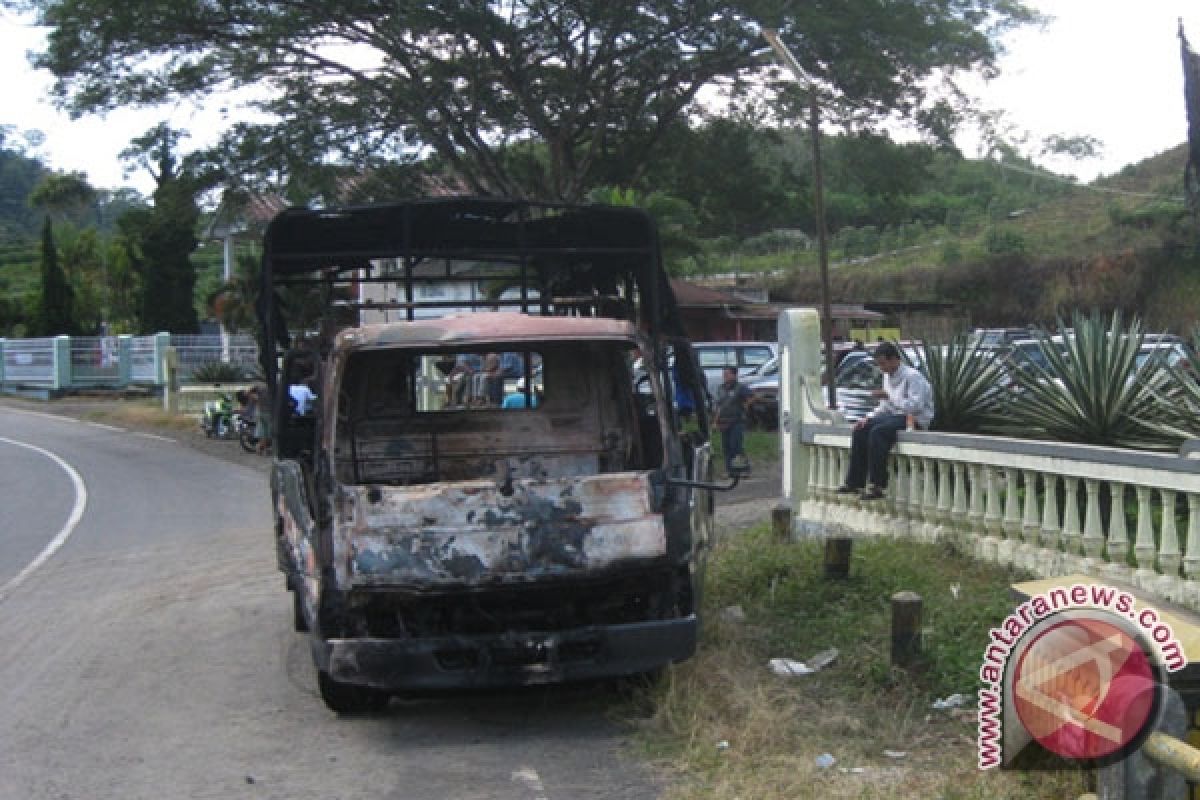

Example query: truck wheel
[317,671,390,714]
[292,589,309,633]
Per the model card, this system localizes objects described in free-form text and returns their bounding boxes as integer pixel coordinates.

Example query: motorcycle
[234,410,260,453]
[201,393,236,439]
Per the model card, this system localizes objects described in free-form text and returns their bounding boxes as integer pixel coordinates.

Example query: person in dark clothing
[714,366,751,476]
[672,362,696,423]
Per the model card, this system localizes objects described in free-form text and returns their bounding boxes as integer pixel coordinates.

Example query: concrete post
[163,346,179,413]
[53,335,71,391]
[890,591,923,667]
[824,538,852,579]
[771,503,791,541]
[778,308,823,514]
[117,335,133,387]
[153,332,171,386]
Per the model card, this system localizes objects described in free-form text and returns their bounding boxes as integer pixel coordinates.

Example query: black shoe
[860,487,885,501]
[835,485,860,494]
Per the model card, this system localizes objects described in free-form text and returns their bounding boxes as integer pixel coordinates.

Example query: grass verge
[630,525,1091,799]
[710,429,779,469]
[78,397,201,433]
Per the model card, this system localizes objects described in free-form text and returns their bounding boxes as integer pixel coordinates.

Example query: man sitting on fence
[837,341,934,501]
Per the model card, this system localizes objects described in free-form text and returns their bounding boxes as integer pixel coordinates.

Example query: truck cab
[258,199,721,712]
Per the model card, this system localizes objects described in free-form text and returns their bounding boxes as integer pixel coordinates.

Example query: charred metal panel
[334,472,666,587]
[273,462,320,612]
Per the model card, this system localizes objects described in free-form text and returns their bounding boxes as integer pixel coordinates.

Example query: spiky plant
[918,334,1012,432]
[1001,310,1181,450]
[191,360,246,383]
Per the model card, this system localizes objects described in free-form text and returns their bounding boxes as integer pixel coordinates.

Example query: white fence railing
[778,308,1200,614]
[1,337,57,386]
[0,333,259,391]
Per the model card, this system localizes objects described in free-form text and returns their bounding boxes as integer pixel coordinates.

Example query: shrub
[984,228,1026,256]
[191,360,246,383]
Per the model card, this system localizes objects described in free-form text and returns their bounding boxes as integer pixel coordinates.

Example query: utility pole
[762,28,837,408]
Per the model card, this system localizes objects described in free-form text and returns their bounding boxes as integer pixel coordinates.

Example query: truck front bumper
[315,615,697,691]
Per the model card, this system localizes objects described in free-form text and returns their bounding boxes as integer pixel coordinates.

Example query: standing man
[837,341,934,500]
[715,366,752,476]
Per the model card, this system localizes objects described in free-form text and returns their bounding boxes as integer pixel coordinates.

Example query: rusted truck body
[257,199,719,712]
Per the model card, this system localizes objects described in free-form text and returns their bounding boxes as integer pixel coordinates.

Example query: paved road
[0,407,662,800]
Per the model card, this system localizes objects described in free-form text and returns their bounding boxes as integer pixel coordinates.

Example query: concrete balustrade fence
[0,332,259,395]
[778,308,1200,613]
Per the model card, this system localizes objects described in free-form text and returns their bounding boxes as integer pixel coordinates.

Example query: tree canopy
[12,0,1038,201]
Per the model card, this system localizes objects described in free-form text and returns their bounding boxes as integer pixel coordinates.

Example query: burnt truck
[257,198,737,712]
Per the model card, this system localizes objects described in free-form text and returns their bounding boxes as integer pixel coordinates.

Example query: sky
[1,1,1198,196]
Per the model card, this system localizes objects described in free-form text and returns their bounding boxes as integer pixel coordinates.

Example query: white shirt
[289,384,316,415]
[871,363,934,428]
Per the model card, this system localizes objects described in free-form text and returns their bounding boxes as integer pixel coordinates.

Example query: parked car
[692,341,778,397]
[744,347,916,429]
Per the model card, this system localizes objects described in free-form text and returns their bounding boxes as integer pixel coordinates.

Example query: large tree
[33,216,77,335]
[117,124,205,333]
[14,0,1038,201]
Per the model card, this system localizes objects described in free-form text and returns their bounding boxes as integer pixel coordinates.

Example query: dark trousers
[844,414,907,489]
[720,422,744,474]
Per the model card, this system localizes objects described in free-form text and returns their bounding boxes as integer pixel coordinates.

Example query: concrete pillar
[52,335,71,390]
[153,332,171,386]
[117,335,133,387]
[890,591,923,667]
[778,308,823,510]
[824,538,852,579]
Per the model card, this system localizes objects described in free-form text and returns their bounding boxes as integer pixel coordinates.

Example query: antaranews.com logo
[977,583,1186,769]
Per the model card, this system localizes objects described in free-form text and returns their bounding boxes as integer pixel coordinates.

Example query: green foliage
[29,172,96,219]
[118,126,202,333]
[920,335,1011,433]
[706,527,1021,699]
[586,186,701,273]
[34,217,78,335]
[984,227,1026,256]
[1001,310,1181,449]
[208,251,261,334]
[940,239,963,266]
[1106,199,1189,232]
[25,0,1036,201]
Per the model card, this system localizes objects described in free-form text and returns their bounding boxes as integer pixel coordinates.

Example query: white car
[691,341,778,397]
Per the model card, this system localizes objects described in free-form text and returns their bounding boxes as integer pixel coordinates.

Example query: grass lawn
[710,428,779,470]
[630,526,1091,799]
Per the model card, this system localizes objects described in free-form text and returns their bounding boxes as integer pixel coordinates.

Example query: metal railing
[0,333,260,392]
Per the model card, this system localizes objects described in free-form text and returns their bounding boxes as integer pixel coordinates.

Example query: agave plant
[191,360,246,383]
[1144,345,1200,444]
[918,335,1011,433]
[1001,310,1182,450]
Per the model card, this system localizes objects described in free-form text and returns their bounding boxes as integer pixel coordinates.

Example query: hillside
[771,144,1200,335]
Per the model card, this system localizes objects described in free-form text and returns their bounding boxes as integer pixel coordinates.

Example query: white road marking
[133,432,176,443]
[86,421,126,432]
[0,408,81,424]
[511,767,549,800]
[0,437,89,603]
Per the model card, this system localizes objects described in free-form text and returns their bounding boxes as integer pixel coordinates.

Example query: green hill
[774,144,1200,334]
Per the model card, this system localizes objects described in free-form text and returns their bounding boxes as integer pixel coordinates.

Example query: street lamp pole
[762,28,837,409]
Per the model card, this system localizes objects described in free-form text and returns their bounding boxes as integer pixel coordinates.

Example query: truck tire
[317,670,390,714]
